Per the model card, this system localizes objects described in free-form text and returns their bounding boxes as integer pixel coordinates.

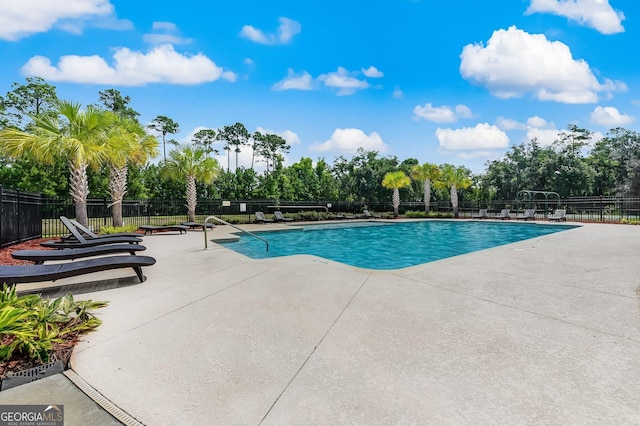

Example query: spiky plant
[0,101,111,227]
[162,144,221,222]
[382,171,412,218]
[105,116,159,227]
[436,165,473,218]
[411,163,441,213]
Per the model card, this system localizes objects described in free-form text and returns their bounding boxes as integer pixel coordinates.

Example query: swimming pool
[218,220,577,270]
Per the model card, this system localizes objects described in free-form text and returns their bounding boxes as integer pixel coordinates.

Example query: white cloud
[144,21,191,45]
[526,127,561,146]
[255,127,301,145]
[495,117,526,130]
[590,106,634,127]
[143,34,192,45]
[460,26,626,104]
[435,123,510,151]
[392,87,404,99]
[310,128,388,153]
[526,0,625,34]
[362,66,384,78]
[272,69,313,91]
[319,67,369,96]
[0,0,131,41]
[240,17,301,45]
[495,115,560,145]
[527,116,554,128]
[153,22,177,31]
[22,44,236,86]
[413,103,473,123]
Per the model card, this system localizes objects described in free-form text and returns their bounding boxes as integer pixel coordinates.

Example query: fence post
[103,197,108,226]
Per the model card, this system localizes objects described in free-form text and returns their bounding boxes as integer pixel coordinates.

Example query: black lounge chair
[516,209,536,221]
[0,255,156,285]
[362,209,381,219]
[548,209,567,222]
[70,218,140,238]
[138,225,189,235]
[12,244,146,264]
[472,209,488,219]
[494,209,511,220]
[273,211,293,222]
[334,213,355,220]
[255,212,274,224]
[180,222,215,230]
[54,216,142,246]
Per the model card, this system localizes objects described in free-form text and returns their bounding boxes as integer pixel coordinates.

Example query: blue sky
[1,0,638,173]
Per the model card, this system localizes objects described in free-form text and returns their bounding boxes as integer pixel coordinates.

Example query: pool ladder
[203,215,269,252]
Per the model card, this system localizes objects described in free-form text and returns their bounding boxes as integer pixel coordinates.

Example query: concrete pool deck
[2,220,640,424]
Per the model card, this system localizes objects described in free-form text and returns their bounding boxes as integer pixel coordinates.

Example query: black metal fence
[38,195,640,236]
[3,193,639,240]
[0,187,42,247]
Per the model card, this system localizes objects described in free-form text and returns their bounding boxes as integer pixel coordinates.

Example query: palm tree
[105,116,159,227]
[0,101,111,227]
[436,164,473,218]
[410,163,440,213]
[163,144,221,222]
[382,171,411,218]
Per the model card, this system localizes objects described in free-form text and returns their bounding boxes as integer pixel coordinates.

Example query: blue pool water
[218,221,577,270]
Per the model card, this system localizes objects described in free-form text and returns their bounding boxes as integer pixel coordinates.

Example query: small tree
[192,129,218,157]
[382,171,411,218]
[105,116,159,227]
[0,101,111,227]
[436,165,473,218]
[162,145,221,222]
[410,163,441,213]
[148,115,179,162]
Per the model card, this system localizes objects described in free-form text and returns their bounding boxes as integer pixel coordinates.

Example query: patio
[3,221,640,424]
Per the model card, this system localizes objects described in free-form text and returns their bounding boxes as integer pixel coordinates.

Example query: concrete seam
[259,274,372,424]
[64,370,144,426]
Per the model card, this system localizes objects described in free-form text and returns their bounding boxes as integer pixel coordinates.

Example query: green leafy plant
[405,210,428,218]
[620,218,640,225]
[0,284,108,364]
[99,224,139,234]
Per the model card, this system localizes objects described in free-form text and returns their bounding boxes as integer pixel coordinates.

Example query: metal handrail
[203,215,269,252]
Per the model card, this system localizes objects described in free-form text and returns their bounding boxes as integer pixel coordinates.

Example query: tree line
[1,78,639,224]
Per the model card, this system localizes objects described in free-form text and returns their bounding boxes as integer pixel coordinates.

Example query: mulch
[0,238,58,266]
[0,237,86,380]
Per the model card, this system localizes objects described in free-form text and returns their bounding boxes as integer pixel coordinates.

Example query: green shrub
[0,285,107,363]
[99,224,139,234]
[620,218,640,225]
[405,210,428,218]
[427,211,453,218]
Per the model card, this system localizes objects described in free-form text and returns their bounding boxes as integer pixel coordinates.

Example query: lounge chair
[0,255,156,285]
[70,218,140,238]
[362,209,381,219]
[548,209,567,222]
[273,211,293,222]
[138,225,189,235]
[12,244,147,264]
[472,209,488,219]
[334,213,355,220]
[180,222,215,230]
[493,209,511,220]
[516,209,536,221]
[255,212,274,224]
[58,216,142,245]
